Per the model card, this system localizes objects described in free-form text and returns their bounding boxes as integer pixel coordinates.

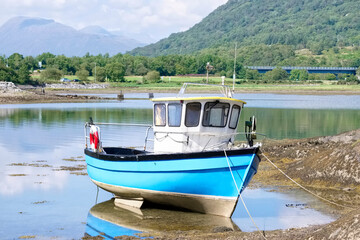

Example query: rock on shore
[262,129,360,190]
[0,81,22,93]
[0,82,112,103]
[247,129,360,239]
[45,83,109,89]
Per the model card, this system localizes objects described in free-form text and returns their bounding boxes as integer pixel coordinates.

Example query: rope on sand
[261,153,355,210]
[224,150,267,240]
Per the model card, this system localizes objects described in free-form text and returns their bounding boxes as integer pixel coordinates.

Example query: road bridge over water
[246,66,357,75]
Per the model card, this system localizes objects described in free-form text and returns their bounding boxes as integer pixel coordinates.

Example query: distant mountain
[79,25,114,36]
[110,30,156,45]
[0,16,146,57]
[130,0,360,56]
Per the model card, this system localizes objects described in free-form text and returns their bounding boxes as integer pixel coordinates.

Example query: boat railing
[85,121,265,152]
[84,122,153,151]
[178,82,233,98]
[154,131,266,151]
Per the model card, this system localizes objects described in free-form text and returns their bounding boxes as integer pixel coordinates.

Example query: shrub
[76,69,89,81]
[145,71,160,82]
[263,67,288,81]
[40,67,63,81]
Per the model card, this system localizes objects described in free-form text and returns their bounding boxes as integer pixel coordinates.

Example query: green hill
[130,0,360,57]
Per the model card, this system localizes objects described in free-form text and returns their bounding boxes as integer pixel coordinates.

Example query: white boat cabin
[151,84,246,153]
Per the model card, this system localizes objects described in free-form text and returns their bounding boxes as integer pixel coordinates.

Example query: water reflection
[85,199,237,239]
[1,104,359,142]
[232,188,335,232]
[85,188,335,238]
[242,107,360,139]
[54,93,360,110]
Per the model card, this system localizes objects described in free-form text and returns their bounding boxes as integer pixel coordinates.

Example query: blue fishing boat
[84,83,260,217]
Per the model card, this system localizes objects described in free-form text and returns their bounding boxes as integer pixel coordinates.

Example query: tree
[0,64,18,82]
[8,53,24,70]
[324,73,337,80]
[346,74,358,82]
[17,65,31,84]
[76,69,89,81]
[105,62,125,82]
[54,55,73,75]
[36,52,56,67]
[245,69,261,80]
[23,56,38,71]
[93,66,106,82]
[264,67,289,81]
[289,69,308,81]
[40,67,63,81]
[134,63,148,76]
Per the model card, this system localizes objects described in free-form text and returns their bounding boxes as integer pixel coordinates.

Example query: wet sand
[0,91,113,104]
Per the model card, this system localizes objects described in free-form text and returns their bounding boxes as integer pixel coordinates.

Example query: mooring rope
[95,186,99,204]
[261,153,355,210]
[224,150,267,240]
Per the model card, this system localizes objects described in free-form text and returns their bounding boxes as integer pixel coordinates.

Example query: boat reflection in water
[85,199,239,239]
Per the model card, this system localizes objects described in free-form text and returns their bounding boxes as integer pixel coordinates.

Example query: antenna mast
[232,42,237,91]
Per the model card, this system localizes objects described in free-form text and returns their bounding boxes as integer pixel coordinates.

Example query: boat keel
[114,197,144,209]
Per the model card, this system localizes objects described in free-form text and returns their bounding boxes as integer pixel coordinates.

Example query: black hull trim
[84,147,260,162]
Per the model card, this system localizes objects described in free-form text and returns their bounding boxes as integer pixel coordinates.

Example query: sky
[0,0,228,43]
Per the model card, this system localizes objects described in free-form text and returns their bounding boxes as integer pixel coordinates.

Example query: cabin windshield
[168,103,182,127]
[202,102,230,127]
[154,103,166,126]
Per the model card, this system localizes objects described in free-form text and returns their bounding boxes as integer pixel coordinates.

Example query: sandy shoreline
[1,85,360,105]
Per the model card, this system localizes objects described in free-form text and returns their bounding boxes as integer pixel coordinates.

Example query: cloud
[0,0,228,42]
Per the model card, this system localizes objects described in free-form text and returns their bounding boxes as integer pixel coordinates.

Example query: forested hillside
[130,0,360,57]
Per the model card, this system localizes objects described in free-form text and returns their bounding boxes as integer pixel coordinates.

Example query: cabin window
[202,102,230,127]
[168,103,182,127]
[154,103,166,126]
[185,102,201,127]
[229,105,241,129]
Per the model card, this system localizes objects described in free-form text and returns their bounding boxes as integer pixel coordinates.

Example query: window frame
[228,104,241,129]
[185,102,202,127]
[154,103,166,127]
[202,101,230,128]
[168,103,182,127]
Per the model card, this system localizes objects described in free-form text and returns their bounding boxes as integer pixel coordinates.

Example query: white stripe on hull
[92,179,239,217]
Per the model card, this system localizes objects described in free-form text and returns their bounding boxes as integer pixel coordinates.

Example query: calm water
[0,93,359,239]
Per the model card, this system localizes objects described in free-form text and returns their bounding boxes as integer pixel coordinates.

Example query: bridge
[246,66,357,75]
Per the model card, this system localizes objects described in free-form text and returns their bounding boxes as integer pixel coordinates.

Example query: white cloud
[0,145,69,196]
[0,0,228,43]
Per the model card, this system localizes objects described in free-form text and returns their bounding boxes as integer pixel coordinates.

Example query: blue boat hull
[85,147,260,217]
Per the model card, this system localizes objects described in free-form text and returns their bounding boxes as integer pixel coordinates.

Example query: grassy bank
[42,75,360,94]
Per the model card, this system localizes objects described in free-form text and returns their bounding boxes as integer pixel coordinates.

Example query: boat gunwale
[84,147,260,162]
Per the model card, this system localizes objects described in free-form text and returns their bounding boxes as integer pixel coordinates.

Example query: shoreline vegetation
[1,77,360,104]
